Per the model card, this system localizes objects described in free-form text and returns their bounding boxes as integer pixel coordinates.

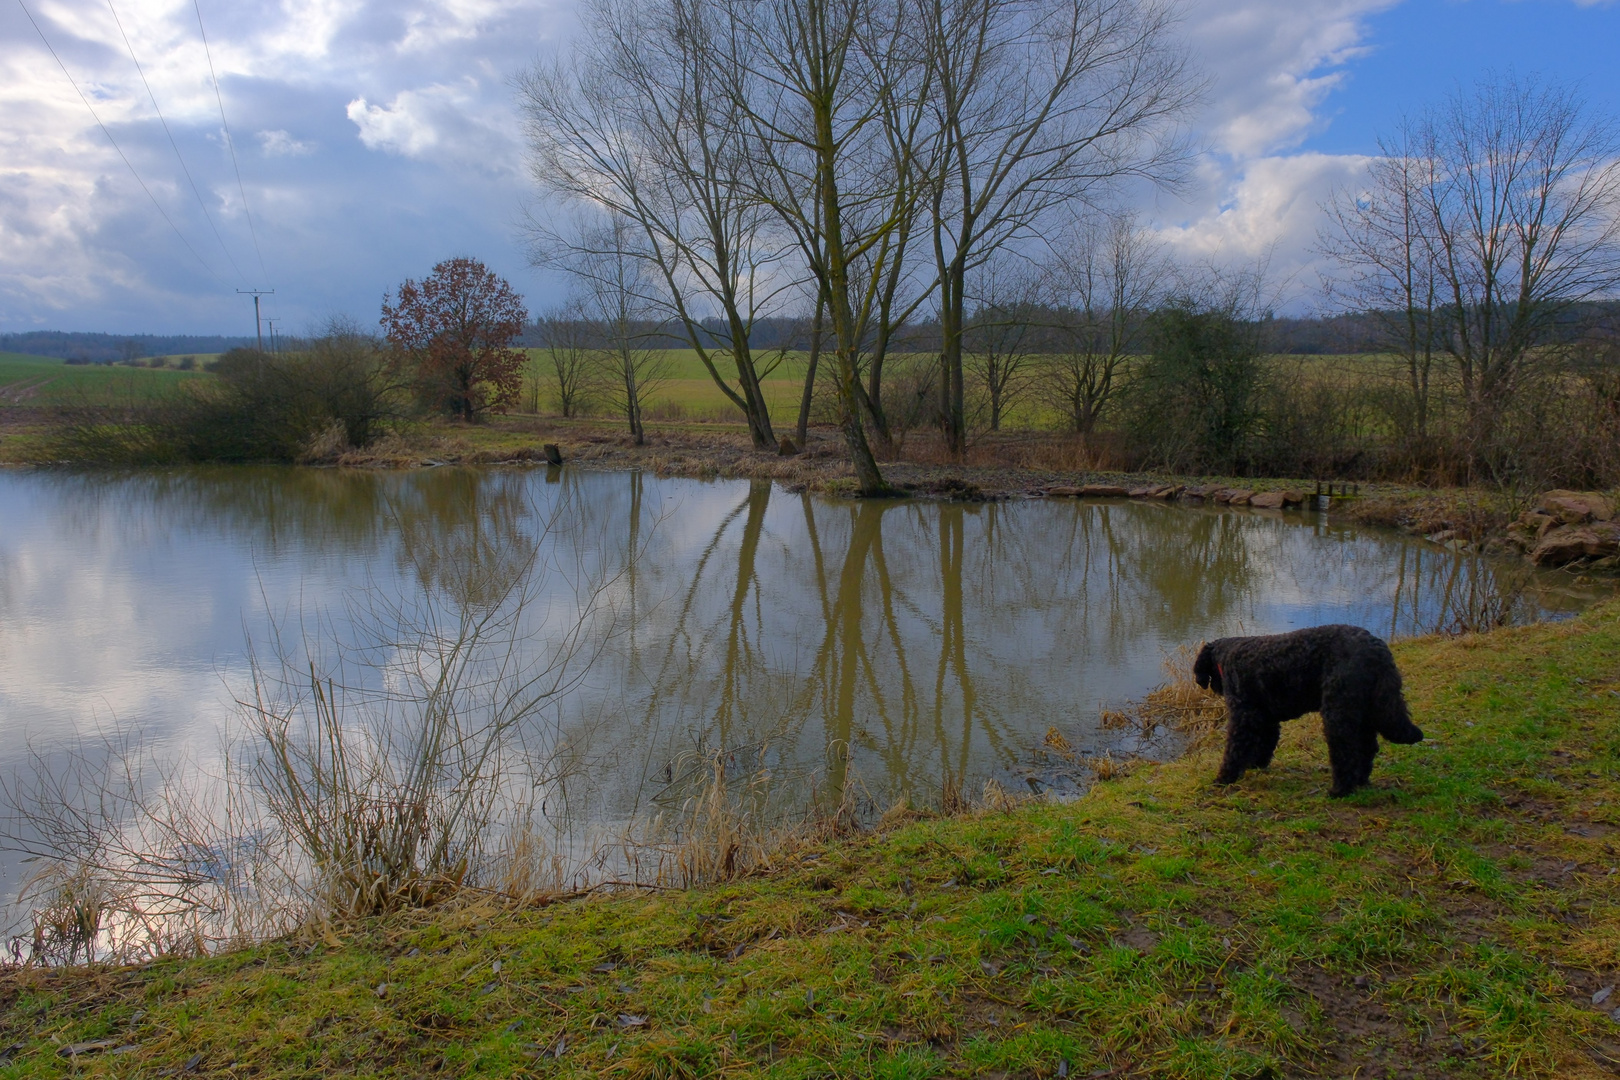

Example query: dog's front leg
[1323,704,1379,796]
[1215,704,1267,785]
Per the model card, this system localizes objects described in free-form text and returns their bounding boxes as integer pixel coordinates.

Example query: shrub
[51,322,409,464]
[204,346,271,376]
[1125,298,1269,473]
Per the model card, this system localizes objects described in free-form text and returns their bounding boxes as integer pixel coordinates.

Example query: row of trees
[519,224,1620,488]
[1320,77,1620,484]
[522,207,1166,445]
[364,65,1618,493]
[519,0,1195,493]
[517,0,1619,493]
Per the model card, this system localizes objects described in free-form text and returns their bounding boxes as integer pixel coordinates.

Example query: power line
[103,0,248,285]
[17,0,225,285]
[193,0,271,290]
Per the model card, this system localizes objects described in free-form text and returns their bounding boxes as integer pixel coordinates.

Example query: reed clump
[628,748,879,890]
[16,862,109,967]
[1104,643,1228,745]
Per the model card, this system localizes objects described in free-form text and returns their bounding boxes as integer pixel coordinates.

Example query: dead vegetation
[1101,643,1229,747]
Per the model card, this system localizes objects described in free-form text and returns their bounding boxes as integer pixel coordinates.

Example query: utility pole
[237,289,274,350]
[266,319,279,354]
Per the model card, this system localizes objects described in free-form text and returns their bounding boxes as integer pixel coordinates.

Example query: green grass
[516,349,1434,431]
[521,349,811,426]
[6,607,1620,1076]
[0,353,205,408]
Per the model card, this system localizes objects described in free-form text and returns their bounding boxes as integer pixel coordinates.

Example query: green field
[520,348,812,425]
[0,353,206,408]
[0,345,1413,432]
[515,348,1411,430]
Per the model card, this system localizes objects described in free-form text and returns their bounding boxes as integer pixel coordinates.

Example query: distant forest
[520,300,1620,354]
[0,331,257,363]
[10,301,1618,362]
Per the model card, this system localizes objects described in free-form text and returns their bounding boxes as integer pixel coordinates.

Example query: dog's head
[1193,642,1221,694]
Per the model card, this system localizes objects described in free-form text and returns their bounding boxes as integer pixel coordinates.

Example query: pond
[0,466,1611,926]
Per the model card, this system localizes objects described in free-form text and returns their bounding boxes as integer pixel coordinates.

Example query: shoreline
[253,418,1620,575]
[5,411,1617,572]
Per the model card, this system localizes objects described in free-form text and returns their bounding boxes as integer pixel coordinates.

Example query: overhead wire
[103,0,248,285]
[192,0,272,291]
[17,0,226,285]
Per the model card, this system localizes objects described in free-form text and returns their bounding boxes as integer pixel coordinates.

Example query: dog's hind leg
[1323,704,1379,797]
[1216,705,1271,785]
[1254,719,1282,768]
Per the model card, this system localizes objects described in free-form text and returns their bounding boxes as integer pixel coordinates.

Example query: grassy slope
[4,616,1619,1078]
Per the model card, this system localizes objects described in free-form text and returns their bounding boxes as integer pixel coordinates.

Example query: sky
[0,0,1616,335]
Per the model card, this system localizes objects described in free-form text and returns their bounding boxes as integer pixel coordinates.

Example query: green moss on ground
[5,611,1620,1078]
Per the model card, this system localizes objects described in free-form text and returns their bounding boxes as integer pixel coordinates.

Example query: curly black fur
[1193,624,1422,797]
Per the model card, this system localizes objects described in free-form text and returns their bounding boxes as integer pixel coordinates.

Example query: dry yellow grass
[1104,643,1230,744]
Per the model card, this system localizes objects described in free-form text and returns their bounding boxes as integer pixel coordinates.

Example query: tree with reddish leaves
[382,258,529,421]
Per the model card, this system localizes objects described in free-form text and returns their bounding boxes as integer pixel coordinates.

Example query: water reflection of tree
[27,469,555,593]
[23,467,1604,836]
[616,490,1086,814]
[387,471,539,611]
[35,467,400,554]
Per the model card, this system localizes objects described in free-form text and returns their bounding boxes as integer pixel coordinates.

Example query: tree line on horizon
[0,331,258,364]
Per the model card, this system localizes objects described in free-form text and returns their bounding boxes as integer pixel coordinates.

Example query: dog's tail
[1372,669,1423,744]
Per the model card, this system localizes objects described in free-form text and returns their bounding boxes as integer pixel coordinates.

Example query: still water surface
[0,466,1611,901]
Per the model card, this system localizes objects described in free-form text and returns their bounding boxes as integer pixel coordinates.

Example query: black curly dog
[1193,625,1423,797]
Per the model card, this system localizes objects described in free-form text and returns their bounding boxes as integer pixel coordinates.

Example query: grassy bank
[4,607,1619,1077]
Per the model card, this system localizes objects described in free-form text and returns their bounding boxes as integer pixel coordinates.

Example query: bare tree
[919,0,1193,455]
[1319,119,1441,444]
[519,0,796,451]
[533,304,598,418]
[1322,76,1620,479]
[795,286,829,448]
[718,0,939,494]
[565,215,672,445]
[1041,211,1163,436]
[962,254,1041,430]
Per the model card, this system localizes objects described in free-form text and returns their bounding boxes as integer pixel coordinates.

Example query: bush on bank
[48,325,410,465]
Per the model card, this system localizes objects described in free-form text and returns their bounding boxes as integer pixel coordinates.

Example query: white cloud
[346,78,521,175]
[1124,0,1397,309]
[1156,152,1372,261]
[257,129,315,156]
[0,0,563,330]
[347,86,457,157]
[1182,0,1397,158]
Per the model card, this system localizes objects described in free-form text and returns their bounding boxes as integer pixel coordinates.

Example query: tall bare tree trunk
[797,292,826,447]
